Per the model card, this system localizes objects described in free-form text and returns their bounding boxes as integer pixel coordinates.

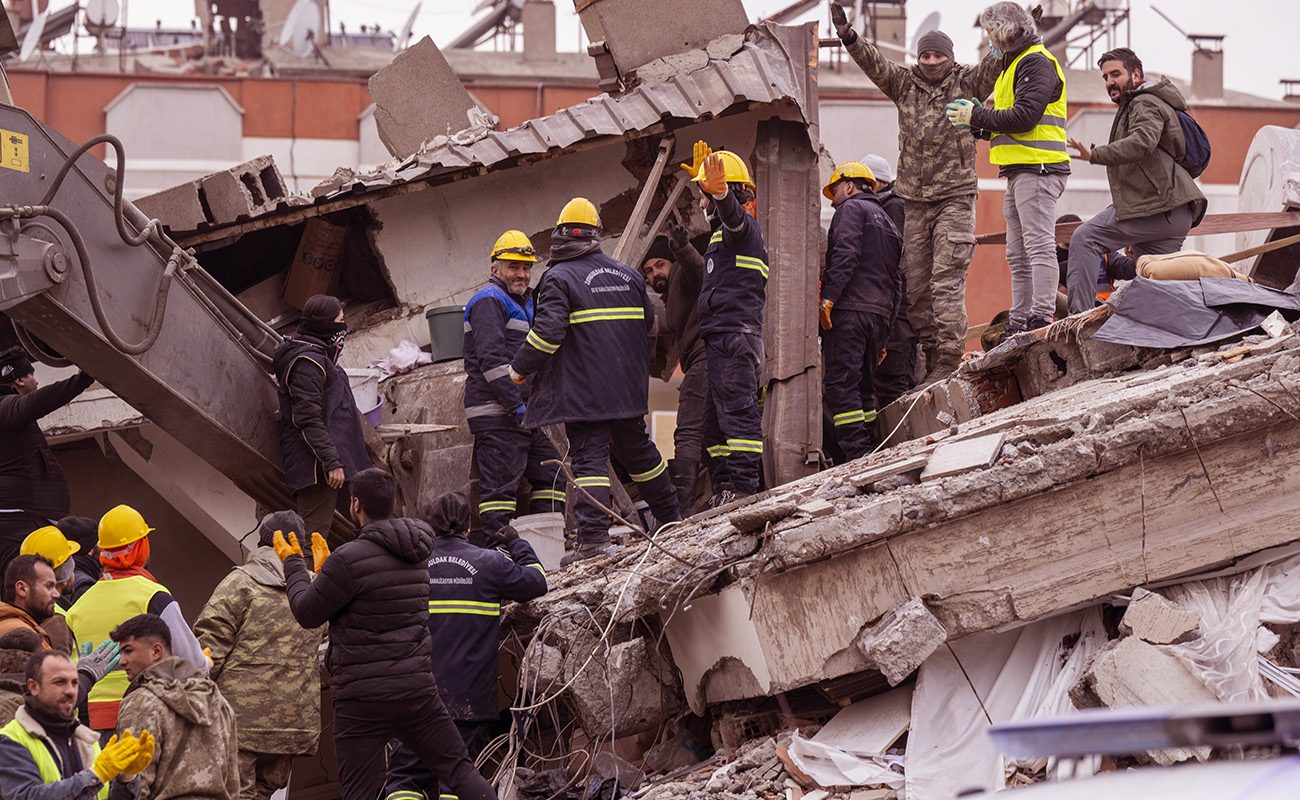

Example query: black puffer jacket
[284,517,436,702]
[0,372,94,519]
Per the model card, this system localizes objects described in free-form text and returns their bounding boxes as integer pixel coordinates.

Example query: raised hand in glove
[272,530,302,562]
[311,532,331,574]
[78,640,121,683]
[945,98,975,129]
[680,140,711,176]
[667,217,690,251]
[819,299,835,330]
[829,2,857,43]
[92,732,142,783]
[120,730,154,779]
[699,153,729,198]
[509,365,527,384]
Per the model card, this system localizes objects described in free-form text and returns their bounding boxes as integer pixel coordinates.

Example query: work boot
[560,540,624,567]
[1025,316,1053,331]
[668,458,700,512]
[710,485,741,509]
[920,352,962,387]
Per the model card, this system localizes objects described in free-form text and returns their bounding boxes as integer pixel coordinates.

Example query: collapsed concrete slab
[854,598,948,686]
[367,36,485,159]
[1120,588,1202,645]
[574,0,748,80]
[565,636,684,738]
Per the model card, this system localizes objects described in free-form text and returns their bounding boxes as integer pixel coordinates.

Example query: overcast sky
[114,1,1299,100]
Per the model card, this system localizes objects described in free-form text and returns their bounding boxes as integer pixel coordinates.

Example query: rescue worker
[860,154,918,406]
[830,4,1000,384]
[111,614,238,800]
[66,506,208,736]
[949,2,1068,340]
[0,650,153,799]
[690,146,768,506]
[383,492,547,800]
[20,528,81,654]
[508,199,681,564]
[0,347,95,572]
[193,511,324,800]
[0,555,62,651]
[53,517,100,609]
[820,162,904,461]
[272,295,372,546]
[463,232,565,539]
[638,221,709,511]
[276,468,497,800]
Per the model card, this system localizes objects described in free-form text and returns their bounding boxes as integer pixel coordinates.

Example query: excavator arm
[0,104,296,515]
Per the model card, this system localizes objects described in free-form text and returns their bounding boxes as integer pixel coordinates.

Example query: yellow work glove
[699,153,728,198]
[680,139,711,176]
[272,530,303,562]
[311,532,331,574]
[118,729,154,779]
[92,732,141,783]
[819,299,834,330]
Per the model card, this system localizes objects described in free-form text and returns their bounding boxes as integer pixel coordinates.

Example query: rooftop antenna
[908,10,940,58]
[1151,5,1221,52]
[84,0,121,55]
[393,2,420,52]
[19,0,51,62]
[279,0,324,59]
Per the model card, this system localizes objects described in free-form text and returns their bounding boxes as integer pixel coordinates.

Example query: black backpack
[1170,107,1212,178]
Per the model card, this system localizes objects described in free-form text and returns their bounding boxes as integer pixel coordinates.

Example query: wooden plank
[624,174,689,272]
[976,211,1300,247]
[612,137,673,263]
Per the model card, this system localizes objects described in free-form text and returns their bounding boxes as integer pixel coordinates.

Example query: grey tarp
[1091,276,1300,348]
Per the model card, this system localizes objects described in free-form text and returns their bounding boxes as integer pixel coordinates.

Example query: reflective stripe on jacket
[990,44,1068,166]
[697,204,769,337]
[463,278,534,431]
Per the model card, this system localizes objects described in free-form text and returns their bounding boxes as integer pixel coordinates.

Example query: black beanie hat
[917,30,955,61]
[0,347,33,384]
[641,236,674,268]
[55,516,98,551]
[426,492,470,537]
[256,510,308,548]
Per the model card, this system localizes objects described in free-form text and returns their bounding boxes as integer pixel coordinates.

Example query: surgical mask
[990,45,1003,59]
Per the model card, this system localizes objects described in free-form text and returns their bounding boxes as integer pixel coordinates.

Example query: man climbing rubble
[462,231,566,541]
[508,199,681,565]
[831,3,1000,385]
[691,144,769,506]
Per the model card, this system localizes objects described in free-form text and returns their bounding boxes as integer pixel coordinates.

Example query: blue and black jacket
[697,190,769,337]
[463,276,534,433]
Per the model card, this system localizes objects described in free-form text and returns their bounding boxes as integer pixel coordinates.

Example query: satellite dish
[279,0,324,59]
[85,0,120,29]
[909,11,941,57]
[19,0,50,63]
[393,2,421,52]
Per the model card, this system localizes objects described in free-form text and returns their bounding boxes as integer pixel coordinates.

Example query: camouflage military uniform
[844,36,999,372]
[194,546,324,800]
[117,655,240,800]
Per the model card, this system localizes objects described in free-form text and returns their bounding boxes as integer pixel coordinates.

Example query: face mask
[990,45,1003,59]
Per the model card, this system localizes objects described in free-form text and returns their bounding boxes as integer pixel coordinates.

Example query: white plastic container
[511,512,565,572]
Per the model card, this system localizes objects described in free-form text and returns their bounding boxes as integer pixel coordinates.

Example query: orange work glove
[877,347,888,366]
[818,299,834,330]
[272,530,303,562]
[699,153,728,198]
[311,532,331,574]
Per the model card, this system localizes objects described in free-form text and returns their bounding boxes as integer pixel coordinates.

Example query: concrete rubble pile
[494,313,1300,800]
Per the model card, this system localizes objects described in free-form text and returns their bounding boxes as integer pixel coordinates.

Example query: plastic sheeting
[1091,277,1298,348]
[906,608,1108,800]
[786,732,905,789]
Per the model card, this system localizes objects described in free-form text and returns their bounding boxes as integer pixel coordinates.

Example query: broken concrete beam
[369,36,482,159]
[1119,587,1201,645]
[728,500,798,534]
[566,636,683,738]
[854,597,948,686]
[1070,637,1215,765]
[199,155,287,224]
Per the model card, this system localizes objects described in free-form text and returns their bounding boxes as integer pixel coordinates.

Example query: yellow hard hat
[823,161,877,200]
[556,198,600,228]
[98,504,154,550]
[20,526,79,569]
[491,230,537,263]
[693,150,756,192]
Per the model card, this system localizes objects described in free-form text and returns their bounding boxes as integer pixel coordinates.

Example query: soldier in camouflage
[194,511,324,800]
[113,614,239,800]
[831,4,1001,384]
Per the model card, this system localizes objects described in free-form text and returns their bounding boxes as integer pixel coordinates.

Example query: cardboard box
[282,219,347,310]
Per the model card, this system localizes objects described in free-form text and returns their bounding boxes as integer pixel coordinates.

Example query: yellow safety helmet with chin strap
[491,230,537,263]
[823,161,877,200]
[98,504,154,550]
[693,150,756,192]
[556,198,600,228]
[20,526,79,569]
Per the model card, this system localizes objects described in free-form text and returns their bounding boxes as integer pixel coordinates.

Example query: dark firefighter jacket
[0,372,94,519]
[697,190,769,337]
[463,276,534,433]
[821,191,904,323]
[664,243,706,373]
[426,534,547,721]
[272,333,370,494]
[510,251,654,427]
[284,517,436,703]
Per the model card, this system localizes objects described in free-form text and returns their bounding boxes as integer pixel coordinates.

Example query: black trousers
[823,309,889,461]
[333,695,496,800]
[566,418,679,545]
[474,427,564,534]
[701,332,763,494]
[0,511,52,576]
[384,719,495,799]
[875,314,919,409]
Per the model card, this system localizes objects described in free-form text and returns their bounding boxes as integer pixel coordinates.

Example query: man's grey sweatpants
[1066,202,1196,315]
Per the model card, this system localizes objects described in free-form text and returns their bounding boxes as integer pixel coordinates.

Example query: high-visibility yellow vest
[0,714,107,798]
[990,43,1069,166]
[66,575,165,730]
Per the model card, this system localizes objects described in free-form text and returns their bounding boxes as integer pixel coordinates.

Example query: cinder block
[198,155,287,224]
[855,597,948,686]
[1119,587,1201,645]
[133,181,210,233]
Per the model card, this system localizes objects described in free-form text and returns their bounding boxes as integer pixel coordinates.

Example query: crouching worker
[0,650,153,799]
